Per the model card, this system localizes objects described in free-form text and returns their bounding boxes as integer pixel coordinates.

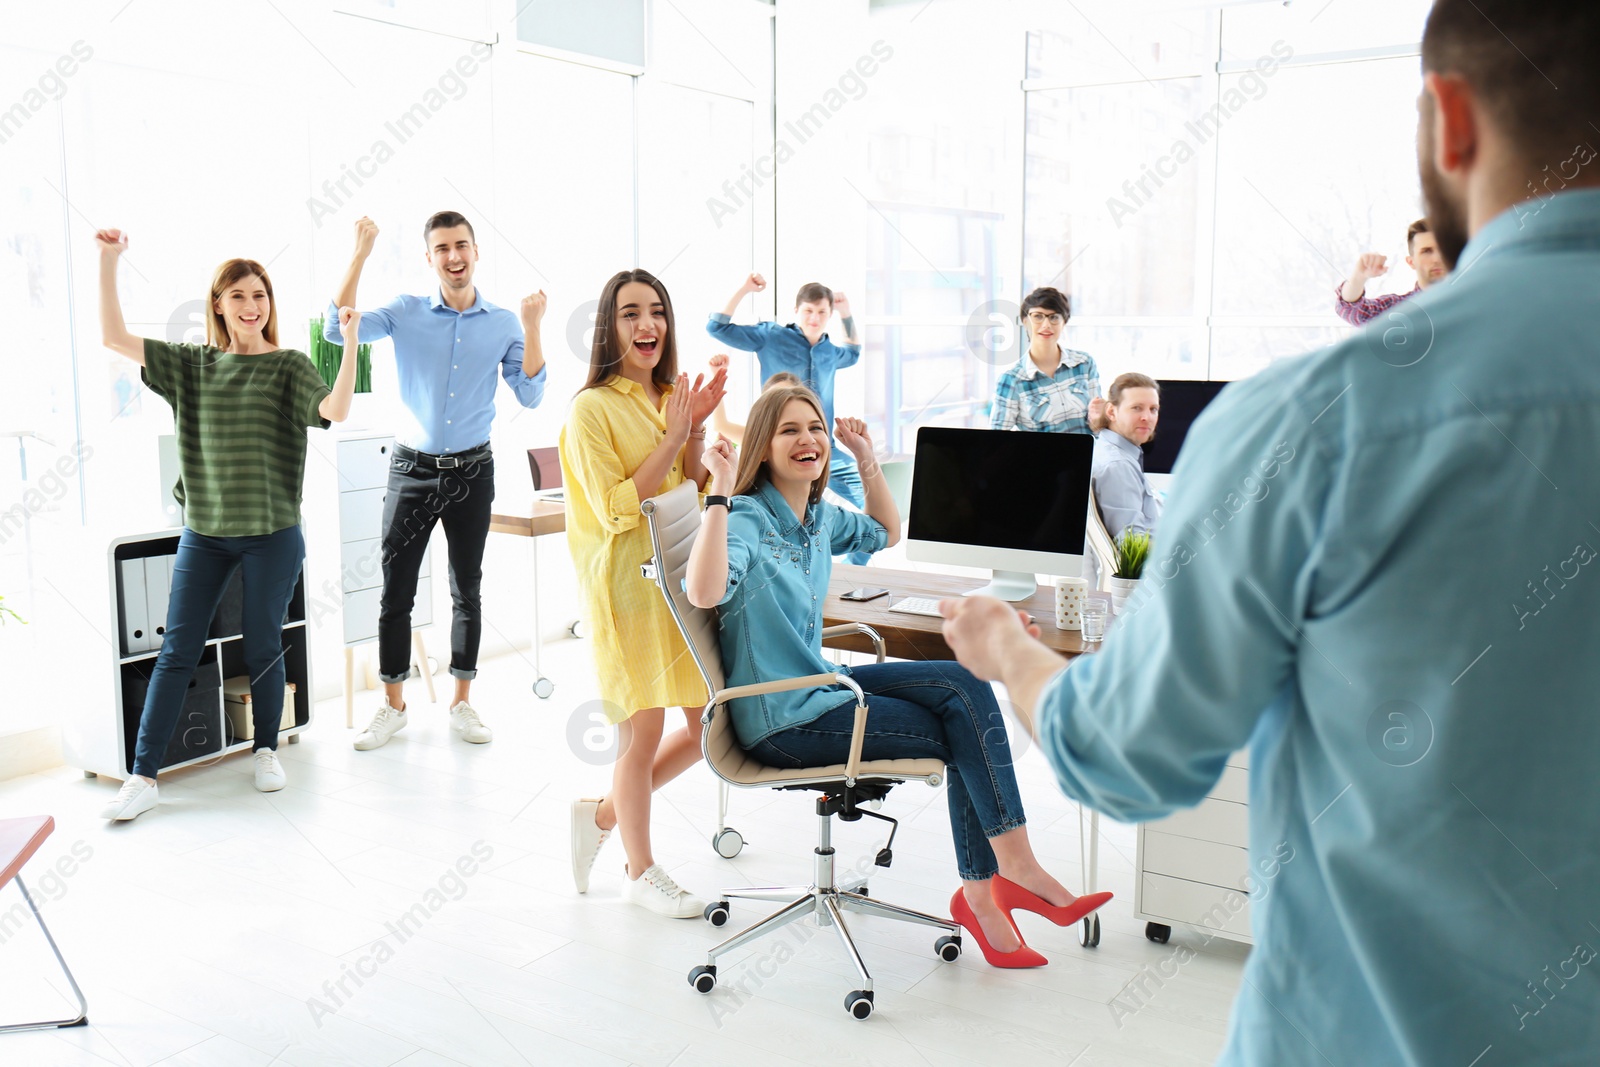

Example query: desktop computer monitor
[905,427,1092,601]
[1142,379,1228,480]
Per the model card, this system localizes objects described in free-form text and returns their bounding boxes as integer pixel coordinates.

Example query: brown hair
[1020,286,1071,322]
[730,384,830,508]
[1423,0,1600,165]
[423,210,475,245]
[1108,372,1159,406]
[793,283,833,309]
[206,259,278,349]
[1406,219,1431,252]
[581,269,679,392]
[763,371,803,389]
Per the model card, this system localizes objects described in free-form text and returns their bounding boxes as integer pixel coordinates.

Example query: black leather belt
[394,442,492,469]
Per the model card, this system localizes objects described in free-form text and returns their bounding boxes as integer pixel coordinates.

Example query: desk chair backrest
[527,446,562,492]
[1086,486,1119,590]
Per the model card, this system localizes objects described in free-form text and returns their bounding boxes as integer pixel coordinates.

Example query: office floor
[0,632,1248,1066]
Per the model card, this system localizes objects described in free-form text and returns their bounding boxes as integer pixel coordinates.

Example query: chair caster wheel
[688,964,717,993]
[844,989,874,1019]
[712,828,743,858]
[1145,922,1171,944]
[567,619,584,639]
[1079,914,1101,948]
[704,900,731,927]
[532,677,554,699]
[935,935,962,962]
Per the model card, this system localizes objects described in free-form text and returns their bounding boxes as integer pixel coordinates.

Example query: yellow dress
[560,376,709,721]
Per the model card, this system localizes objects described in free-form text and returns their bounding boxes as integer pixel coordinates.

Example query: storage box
[223,675,297,741]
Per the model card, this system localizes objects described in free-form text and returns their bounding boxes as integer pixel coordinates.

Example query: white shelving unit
[62,530,312,781]
[1133,748,1254,946]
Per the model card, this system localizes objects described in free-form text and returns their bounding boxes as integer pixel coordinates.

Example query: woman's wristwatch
[704,495,731,511]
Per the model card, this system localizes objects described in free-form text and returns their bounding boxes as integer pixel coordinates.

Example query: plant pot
[1109,576,1140,615]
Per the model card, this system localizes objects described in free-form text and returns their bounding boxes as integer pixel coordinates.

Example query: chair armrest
[710,672,873,784]
[821,622,886,663]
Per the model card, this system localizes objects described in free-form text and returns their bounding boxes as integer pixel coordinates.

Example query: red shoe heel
[991,876,1113,928]
[949,889,1048,968]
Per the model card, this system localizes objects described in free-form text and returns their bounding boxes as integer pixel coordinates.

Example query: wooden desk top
[488,500,566,539]
[823,564,1092,662]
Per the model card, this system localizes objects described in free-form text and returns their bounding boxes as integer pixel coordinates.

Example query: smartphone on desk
[840,586,890,602]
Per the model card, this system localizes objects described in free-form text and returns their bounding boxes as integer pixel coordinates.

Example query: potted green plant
[0,595,24,626]
[1109,529,1151,613]
[309,314,373,394]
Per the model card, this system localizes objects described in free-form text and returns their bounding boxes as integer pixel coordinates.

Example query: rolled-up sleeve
[565,397,643,535]
[706,313,771,351]
[501,335,547,409]
[1037,362,1330,822]
[323,297,403,344]
[718,503,765,606]
[826,505,888,557]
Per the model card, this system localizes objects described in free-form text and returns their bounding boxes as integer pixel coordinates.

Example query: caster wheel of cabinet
[84,771,97,779]
[935,935,962,962]
[1145,922,1171,944]
[532,676,554,699]
[1079,914,1101,948]
[688,965,717,993]
[844,989,874,1020]
[712,827,744,858]
[704,901,731,927]
[287,734,301,745]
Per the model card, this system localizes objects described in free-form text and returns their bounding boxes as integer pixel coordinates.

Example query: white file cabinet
[62,530,312,781]
[1134,749,1254,946]
[335,433,436,722]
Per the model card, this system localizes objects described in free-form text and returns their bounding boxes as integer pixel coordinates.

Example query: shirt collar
[1098,428,1144,463]
[784,322,830,347]
[753,477,813,537]
[429,288,485,315]
[1017,346,1087,379]
[603,375,673,397]
[1455,187,1600,277]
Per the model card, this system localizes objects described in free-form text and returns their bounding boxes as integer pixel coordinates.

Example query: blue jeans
[827,454,873,566]
[746,660,1025,881]
[132,525,303,778]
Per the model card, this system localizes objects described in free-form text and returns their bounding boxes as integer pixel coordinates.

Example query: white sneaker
[622,863,706,919]
[449,701,492,744]
[570,798,612,894]
[254,750,287,792]
[354,700,407,750]
[100,777,158,821]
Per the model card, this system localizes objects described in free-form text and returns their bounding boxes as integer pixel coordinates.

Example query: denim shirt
[716,478,887,747]
[705,313,861,434]
[1037,188,1600,1064]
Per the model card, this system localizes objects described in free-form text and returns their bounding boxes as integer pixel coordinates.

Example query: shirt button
[453,365,459,369]
[447,420,452,424]
[450,392,454,397]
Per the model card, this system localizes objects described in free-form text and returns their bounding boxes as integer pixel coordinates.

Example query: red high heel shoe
[949,888,1048,968]
[991,875,1113,928]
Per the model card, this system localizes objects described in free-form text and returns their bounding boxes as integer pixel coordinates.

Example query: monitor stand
[964,569,1037,602]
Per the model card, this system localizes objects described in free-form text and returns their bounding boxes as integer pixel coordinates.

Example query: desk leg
[343,648,354,729]
[0,875,88,1031]
[413,631,437,704]
[531,537,553,699]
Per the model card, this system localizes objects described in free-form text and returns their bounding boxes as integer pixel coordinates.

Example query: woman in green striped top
[93,227,359,821]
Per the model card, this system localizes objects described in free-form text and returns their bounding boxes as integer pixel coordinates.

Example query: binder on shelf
[145,555,171,648]
[119,558,151,655]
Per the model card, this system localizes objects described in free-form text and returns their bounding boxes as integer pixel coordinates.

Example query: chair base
[0,874,89,1034]
[691,811,961,1017]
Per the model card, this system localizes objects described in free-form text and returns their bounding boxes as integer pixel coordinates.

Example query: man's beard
[1419,100,1470,270]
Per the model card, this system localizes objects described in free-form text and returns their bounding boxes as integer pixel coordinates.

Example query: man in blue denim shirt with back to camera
[944,1,1600,1062]
[325,211,547,753]
[707,272,874,564]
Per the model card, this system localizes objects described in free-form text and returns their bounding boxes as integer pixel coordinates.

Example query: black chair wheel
[704,901,731,927]
[1079,914,1101,948]
[688,964,717,993]
[935,935,962,962]
[1145,922,1171,944]
[844,989,874,1019]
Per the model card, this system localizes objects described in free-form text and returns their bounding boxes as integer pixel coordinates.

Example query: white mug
[1055,576,1089,631]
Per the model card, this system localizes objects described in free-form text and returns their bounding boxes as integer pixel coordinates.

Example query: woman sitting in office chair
[685,382,1111,967]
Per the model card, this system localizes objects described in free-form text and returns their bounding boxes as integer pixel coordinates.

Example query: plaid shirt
[990,348,1101,434]
[1333,283,1420,326]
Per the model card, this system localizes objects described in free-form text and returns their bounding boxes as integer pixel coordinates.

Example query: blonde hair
[207,259,278,348]
[730,384,830,508]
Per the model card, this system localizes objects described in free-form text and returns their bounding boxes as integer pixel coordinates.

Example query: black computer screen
[1141,379,1228,475]
[907,427,1092,555]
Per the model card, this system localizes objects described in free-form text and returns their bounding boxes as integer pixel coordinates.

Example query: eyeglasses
[1025,312,1064,326]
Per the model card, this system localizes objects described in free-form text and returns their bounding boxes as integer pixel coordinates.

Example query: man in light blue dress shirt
[326,211,547,752]
[943,2,1600,1062]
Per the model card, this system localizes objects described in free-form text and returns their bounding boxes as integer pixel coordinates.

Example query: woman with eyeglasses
[989,286,1107,435]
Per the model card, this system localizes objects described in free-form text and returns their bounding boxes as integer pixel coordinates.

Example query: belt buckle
[436,454,461,469]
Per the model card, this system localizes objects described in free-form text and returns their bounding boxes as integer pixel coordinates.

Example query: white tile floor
[0,633,1247,1066]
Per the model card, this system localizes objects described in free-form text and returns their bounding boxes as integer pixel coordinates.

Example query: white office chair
[640,482,962,1020]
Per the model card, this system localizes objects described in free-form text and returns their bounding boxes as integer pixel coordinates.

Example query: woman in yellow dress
[561,268,727,917]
